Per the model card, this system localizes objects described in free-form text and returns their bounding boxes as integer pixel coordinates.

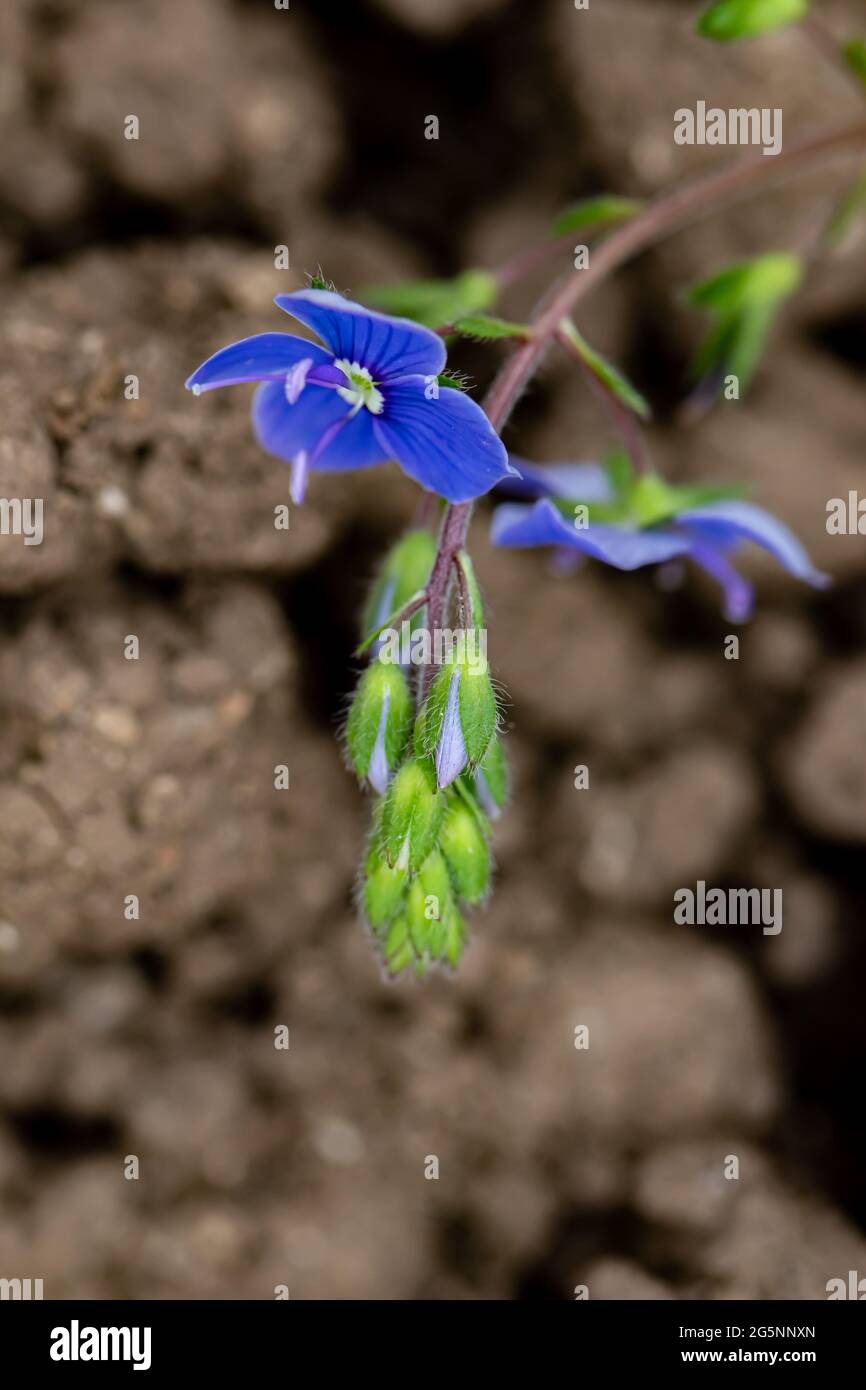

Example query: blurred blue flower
[186,288,514,504]
[491,460,830,621]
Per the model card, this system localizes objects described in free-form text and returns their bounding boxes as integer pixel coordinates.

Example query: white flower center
[334,359,384,416]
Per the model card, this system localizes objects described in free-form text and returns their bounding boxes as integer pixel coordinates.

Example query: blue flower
[186,288,514,504]
[490,460,830,621]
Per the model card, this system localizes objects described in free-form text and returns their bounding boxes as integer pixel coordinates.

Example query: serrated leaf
[560,320,650,420]
[359,269,497,329]
[451,314,530,341]
[550,194,642,238]
[696,0,808,42]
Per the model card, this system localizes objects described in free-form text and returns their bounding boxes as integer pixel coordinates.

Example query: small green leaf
[560,319,651,420]
[455,550,484,629]
[550,194,642,238]
[687,253,803,394]
[697,0,808,42]
[686,253,802,313]
[629,474,747,527]
[451,314,530,341]
[826,168,866,247]
[360,269,497,328]
[844,37,866,87]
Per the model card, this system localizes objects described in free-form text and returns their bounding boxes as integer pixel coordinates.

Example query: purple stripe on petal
[274,290,446,381]
[376,380,512,503]
[186,334,331,393]
[252,379,388,475]
[435,668,469,789]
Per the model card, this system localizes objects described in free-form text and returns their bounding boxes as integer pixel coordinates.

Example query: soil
[0,0,865,1299]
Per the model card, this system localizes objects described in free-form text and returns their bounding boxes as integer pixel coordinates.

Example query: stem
[421,117,866,696]
[558,327,650,476]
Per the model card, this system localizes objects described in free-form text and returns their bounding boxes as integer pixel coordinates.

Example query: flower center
[334,359,384,416]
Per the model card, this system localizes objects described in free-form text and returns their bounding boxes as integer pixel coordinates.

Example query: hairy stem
[421,117,866,695]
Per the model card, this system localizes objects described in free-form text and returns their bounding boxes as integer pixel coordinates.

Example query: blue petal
[374,379,513,503]
[687,541,755,622]
[367,685,392,795]
[490,499,692,569]
[186,334,332,393]
[502,457,614,503]
[252,380,387,473]
[677,499,831,590]
[274,289,446,382]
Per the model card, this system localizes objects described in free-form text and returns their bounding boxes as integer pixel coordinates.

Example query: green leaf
[455,550,484,629]
[560,319,651,420]
[550,194,642,238]
[844,37,866,87]
[696,0,808,42]
[629,474,747,527]
[825,168,866,248]
[686,253,802,313]
[451,314,530,341]
[687,254,803,394]
[359,269,497,328]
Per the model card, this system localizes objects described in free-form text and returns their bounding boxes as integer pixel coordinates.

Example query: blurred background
[0,0,865,1299]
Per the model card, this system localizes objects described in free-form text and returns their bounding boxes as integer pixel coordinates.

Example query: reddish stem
[420,117,866,699]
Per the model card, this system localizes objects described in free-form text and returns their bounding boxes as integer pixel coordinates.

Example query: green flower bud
[472,735,508,819]
[380,757,445,873]
[418,644,497,789]
[363,845,408,933]
[416,850,455,955]
[362,529,437,642]
[346,660,413,794]
[383,915,415,976]
[441,798,491,904]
